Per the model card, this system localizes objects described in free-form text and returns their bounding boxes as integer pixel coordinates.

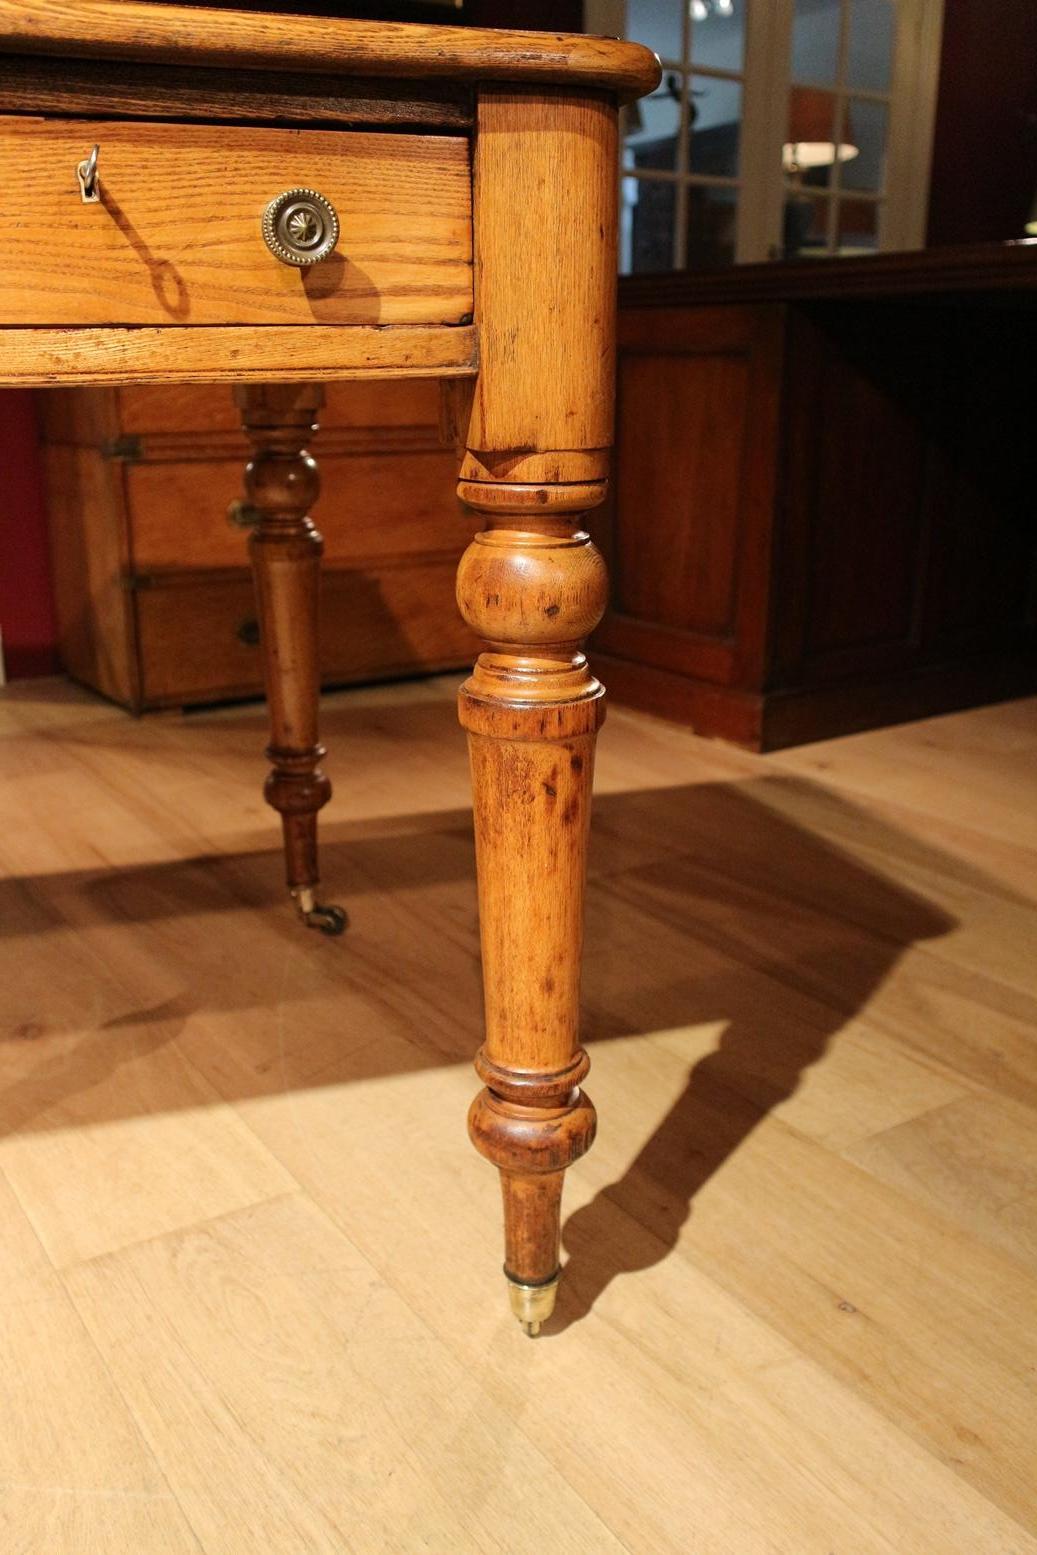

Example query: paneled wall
[595,251,1037,748]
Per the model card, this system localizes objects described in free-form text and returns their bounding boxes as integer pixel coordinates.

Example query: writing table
[0,0,659,1332]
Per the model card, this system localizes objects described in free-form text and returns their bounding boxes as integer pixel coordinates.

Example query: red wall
[0,392,57,679]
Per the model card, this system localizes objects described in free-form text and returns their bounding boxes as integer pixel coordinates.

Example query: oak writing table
[0,1,659,1333]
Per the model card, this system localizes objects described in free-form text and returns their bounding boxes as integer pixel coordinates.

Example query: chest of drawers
[40,380,477,710]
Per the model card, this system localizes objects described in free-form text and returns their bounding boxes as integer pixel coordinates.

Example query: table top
[0,0,661,102]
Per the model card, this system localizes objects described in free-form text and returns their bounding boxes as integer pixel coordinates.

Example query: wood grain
[126,448,462,571]
[601,286,1037,746]
[0,54,474,128]
[450,84,623,1315]
[0,0,661,102]
[0,324,479,386]
[594,303,782,704]
[460,88,618,484]
[39,379,476,711]
[0,118,472,327]
[235,383,331,905]
[40,440,139,707]
[129,561,475,709]
[1,679,1036,1550]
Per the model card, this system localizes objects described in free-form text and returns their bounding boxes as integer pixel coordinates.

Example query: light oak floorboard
[1,676,1036,1551]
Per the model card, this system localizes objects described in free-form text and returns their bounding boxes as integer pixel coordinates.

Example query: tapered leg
[456,83,619,1330]
[234,383,344,935]
[457,481,608,1333]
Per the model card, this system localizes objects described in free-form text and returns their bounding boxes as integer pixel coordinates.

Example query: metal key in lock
[77,144,101,204]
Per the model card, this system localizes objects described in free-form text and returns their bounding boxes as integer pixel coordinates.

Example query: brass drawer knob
[262,188,340,267]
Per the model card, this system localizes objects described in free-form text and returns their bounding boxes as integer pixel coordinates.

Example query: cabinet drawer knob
[262,188,340,268]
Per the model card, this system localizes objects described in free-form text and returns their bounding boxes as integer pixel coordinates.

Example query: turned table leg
[457,482,607,1334]
[457,84,618,1331]
[234,383,345,935]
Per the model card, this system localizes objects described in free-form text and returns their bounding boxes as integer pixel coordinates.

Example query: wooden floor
[1,674,1035,1554]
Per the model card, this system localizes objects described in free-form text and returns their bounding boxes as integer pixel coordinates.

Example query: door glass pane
[791,0,842,86]
[784,86,849,185]
[686,184,739,268]
[837,197,880,253]
[783,192,831,257]
[842,97,888,191]
[627,0,684,65]
[690,75,742,177]
[689,0,746,72]
[625,177,677,273]
[847,0,895,92]
[624,79,682,173]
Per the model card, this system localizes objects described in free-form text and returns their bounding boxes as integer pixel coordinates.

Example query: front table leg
[457,479,608,1334]
[234,383,345,935]
[452,82,619,1332]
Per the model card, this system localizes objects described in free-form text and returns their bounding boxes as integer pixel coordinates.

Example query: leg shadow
[551,777,958,1331]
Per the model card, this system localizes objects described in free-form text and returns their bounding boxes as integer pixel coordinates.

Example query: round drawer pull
[262,188,340,268]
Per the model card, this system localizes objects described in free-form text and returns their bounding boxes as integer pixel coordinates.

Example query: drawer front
[0,118,472,326]
[128,451,468,572]
[134,565,477,708]
[116,380,448,436]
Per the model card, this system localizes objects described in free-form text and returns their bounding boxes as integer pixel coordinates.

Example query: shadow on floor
[6,762,1022,1326]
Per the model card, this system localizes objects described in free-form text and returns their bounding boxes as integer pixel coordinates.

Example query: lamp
[1026,188,1037,237]
[782,86,858,176]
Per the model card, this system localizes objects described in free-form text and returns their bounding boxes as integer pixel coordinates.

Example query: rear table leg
[234,383,345,935]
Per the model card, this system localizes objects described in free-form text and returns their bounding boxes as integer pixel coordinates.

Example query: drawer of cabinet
[0,117,472,326]
[125,449,468,570]
[134,564,477,709]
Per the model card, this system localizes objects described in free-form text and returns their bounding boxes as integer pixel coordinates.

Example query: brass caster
[292,888,347,937]
[506,1271,559,1338]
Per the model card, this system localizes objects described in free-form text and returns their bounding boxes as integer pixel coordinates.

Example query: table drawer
[0,118,473,326]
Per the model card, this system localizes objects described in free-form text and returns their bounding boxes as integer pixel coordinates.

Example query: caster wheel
[303,903,348,936]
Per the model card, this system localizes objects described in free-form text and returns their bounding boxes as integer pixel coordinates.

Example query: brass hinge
[101,434,144,462]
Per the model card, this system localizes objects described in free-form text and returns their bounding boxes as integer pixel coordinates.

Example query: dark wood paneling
[613,351,747,634]
[773,305,936,685]
[762,652,1037,750]
[604,254,1037,748]
[594,305,783,690]
[921,308,1037,656]
[927,0,1037,247]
